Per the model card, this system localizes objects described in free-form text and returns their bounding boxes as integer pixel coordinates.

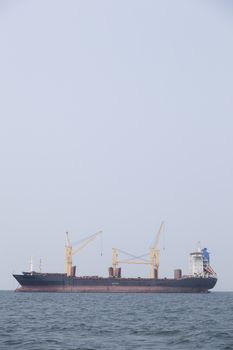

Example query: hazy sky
[0,0,232,291]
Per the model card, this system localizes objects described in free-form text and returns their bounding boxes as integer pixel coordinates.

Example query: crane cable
[115,248,149,263]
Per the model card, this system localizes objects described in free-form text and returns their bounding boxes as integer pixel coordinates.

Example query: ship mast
[149,221,164,278]
[65,232,73,276]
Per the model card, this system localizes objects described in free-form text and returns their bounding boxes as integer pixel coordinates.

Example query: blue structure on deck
[202,248,210,265]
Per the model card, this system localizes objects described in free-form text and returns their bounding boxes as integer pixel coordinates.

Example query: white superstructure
[190,251,204,277]
[189,246,217,278]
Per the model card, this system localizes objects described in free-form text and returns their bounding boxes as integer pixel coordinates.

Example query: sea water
[0,291,233,350]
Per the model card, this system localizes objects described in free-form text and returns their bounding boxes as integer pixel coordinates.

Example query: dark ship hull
[13,272,217,293]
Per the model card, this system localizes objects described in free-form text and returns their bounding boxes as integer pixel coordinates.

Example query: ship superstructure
[189,246,217,278]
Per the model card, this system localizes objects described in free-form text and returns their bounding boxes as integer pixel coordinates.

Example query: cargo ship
[13,227,217,293]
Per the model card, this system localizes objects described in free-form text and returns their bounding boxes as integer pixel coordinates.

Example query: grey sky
[0,0,232,290]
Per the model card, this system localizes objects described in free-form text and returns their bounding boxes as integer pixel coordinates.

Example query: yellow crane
[112,248,149,269]
[149,221,164,278]
[65,230,102,277]
[112,222,164,279]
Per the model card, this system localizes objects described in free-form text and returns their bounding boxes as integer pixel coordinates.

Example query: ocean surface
[0,291,233,350]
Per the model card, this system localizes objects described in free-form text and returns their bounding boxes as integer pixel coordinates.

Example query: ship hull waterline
[13,274,217,293]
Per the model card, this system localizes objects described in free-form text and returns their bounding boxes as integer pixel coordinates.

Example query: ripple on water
[0,292,233,350]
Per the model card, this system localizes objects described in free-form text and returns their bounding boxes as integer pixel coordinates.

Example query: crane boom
[66,231,71,247]
[153,221,164,249]
[117,260,150,265]
[72,231,102,255]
